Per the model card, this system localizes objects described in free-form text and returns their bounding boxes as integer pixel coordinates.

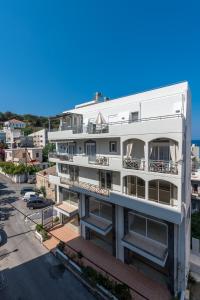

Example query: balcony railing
[123,157,145,170]
[60,177,109,197]
[49,152,73,162]
[88,155,109,166]
[49,113,183,134]
[149,160,178,174]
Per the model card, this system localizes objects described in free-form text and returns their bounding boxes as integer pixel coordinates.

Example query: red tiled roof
[8,119,25,124]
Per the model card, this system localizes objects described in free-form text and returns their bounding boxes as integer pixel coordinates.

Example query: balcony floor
[44,224,171,300]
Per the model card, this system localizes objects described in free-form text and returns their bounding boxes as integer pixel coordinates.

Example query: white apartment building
[3,119,26,148]
[29,129,48,148]
[3,119,26,129]
[48,82,191,296]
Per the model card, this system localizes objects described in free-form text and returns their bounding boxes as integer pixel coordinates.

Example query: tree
[42,143,56,162]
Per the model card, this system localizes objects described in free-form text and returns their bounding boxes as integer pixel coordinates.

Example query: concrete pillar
[145,141,149,172]
[80,194,86,239]
[115,205,124,262]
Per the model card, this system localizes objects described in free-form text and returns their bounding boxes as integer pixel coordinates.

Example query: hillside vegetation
[0,111,59,134]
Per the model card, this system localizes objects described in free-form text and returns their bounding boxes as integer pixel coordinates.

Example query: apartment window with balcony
[128,213,168,246]
[85,141,96,162]
[109,141,117,153]
[124,176,145,199]
[89,197,112,221]
[69,165,79,181]
[99,170,112,189]
[63,189,79,207]
[60,164,69,174]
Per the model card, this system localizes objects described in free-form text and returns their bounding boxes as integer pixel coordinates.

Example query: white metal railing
[123,157,145,170]
[88,155,109,166]
[49,113,183,134]
[149,160,178,174]
[60,177,109,197]
[49,152,73,162]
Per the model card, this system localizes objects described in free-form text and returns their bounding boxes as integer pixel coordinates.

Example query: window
[89,197,112,221]
[63,189,79,207]
[130,112,139,122]
[109,141,117,153]
[36,153,39,158]
[99,171,112,189]
[124,176,145,199]
[60,164,69,174]
[128,212,168,246]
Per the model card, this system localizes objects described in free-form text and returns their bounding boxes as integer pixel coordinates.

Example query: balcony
[122,212,168,267]
[123,158,145,171]
[60,177,109,197]
[148,138,179,175]
[49,152,73,162]
[88,155,109,166]
[55,202,78,217]
[123,139,145,171]
[48,113,183,142]
[149,160,178,174]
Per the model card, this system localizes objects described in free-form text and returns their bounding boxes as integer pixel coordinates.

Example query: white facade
[3,119,26,129]
[48,82,191,296]
[29,129,48,148]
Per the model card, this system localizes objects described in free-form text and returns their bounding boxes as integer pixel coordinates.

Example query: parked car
[23,192,38,202]
[20,187,35,196]
[26,198,47,209]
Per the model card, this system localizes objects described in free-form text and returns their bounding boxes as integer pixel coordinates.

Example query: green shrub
[53,216,60,223]
[82,266,131,299]
[77,251,83,259]
[36,224,43,233]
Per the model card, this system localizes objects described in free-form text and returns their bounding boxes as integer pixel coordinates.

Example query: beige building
[5,147,43,164]
[29,129,48,148]
[36,166,56,201]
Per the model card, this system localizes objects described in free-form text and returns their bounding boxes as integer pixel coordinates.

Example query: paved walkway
[44,224,171,300]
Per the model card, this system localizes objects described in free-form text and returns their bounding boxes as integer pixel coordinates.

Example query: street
[0,174,95,300]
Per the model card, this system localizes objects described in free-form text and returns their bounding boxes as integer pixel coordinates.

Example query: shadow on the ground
[0,228,7,247]
[0,183,7,189]
[0,190,15,197]
[0,253,94,300]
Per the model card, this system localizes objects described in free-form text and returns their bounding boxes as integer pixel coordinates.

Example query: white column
[145,141,149,172]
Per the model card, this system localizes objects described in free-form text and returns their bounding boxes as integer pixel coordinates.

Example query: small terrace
[123,139,145,171]
[60,176,110,197]
[148,138,179,174]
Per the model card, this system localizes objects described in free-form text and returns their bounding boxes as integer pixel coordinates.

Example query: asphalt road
[0,174,95,300]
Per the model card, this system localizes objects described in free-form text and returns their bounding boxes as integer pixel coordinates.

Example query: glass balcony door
[99,171,112,189]
[86,142,96,163]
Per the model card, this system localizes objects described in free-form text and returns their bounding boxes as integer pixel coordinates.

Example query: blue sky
[0,1,199,137]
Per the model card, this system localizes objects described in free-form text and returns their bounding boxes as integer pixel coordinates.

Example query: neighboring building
[3,119,26,130]
[48,82,191,296]
[36,166,56,201]
[3,119,26,148]
[29,129,48,148]
[0,130,6,143]
[4,128,23,148]
[5,147,43,164]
